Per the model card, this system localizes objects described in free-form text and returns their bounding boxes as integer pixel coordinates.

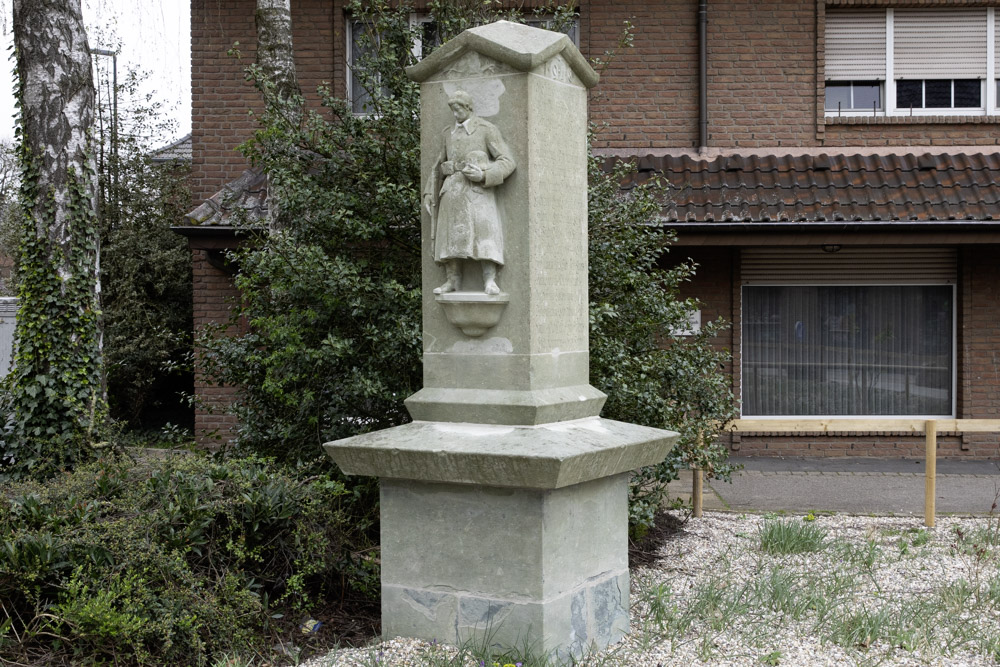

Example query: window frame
[739,282,957,420]
[824,7,999,118]
[894,78,984,113]
[824,80,884,113]
[346,18,389,116]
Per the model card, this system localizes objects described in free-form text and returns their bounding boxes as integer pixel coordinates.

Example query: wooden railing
[691,419,1000,526]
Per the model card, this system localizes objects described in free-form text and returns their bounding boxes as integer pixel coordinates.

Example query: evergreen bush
[0,453,357,665]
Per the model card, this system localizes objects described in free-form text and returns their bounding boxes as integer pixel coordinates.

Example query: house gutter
[171,225,241,238]
[698,0,708,154]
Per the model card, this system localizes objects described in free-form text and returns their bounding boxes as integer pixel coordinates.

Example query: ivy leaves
[1,159,105,481]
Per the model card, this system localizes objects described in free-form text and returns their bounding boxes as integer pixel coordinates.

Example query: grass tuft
[758,519,828,555]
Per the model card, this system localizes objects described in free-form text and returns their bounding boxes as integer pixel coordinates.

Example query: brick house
[178,0,1000,458]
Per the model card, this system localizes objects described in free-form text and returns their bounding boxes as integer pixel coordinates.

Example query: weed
[978,632,1000,663]
[935,578,975,614]
[752,567,813,621]
[689,578,752,632]
[827,605,894,649]
[760,649,782,665]
[758,519,828,555]
[985,575,1000,607]
[835,539,882,574]
[909,528,931,547]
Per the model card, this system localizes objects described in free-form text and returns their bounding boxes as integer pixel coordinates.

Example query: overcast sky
[0,0,190,149]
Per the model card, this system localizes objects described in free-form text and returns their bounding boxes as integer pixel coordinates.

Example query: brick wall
[958,245,1000,458]
[705,0,818,148]
[588,0,819,151]
[587,0,699,150]
[192,0,1000,175]
[824,120,1000,147]
[191,0,336,203]
[733,433,967,458]
[191,246,243,445]
[669,246,735,363]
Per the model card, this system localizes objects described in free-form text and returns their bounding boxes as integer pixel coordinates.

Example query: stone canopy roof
[183,168,268,228]
[406,20,598,87]
[618,152,1000,226]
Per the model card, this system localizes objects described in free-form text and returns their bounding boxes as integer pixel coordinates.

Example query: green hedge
[0,454,360,666]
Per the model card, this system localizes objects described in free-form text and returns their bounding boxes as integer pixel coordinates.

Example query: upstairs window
[825,81,882,113]
[896,79,981,111]
[825,8,997,117]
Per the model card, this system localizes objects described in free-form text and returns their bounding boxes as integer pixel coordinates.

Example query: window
[825,81,882,112]
[347,20,390,115]
[896,79,981,110]
[742,285,954,417]
[347,15,578,115]
[825,8,997,116]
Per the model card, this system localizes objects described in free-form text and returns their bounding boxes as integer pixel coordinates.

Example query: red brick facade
[188,0,1000,457]
[660,244,1000,460]
[189,244,242,443]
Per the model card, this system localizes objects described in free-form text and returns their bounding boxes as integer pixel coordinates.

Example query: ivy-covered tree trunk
[4,0,105,479]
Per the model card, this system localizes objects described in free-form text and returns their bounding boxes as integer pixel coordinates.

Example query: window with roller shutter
[825,8,998,117]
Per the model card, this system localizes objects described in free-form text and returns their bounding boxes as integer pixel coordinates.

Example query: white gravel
[304,512,1000,666]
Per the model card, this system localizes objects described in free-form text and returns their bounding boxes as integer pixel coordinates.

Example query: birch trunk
[255,0,302,228]
[255,0,302,109]
[6,0,104,476]
[14,0,98,253]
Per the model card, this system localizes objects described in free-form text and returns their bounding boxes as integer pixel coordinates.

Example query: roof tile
[614,152,1000,225]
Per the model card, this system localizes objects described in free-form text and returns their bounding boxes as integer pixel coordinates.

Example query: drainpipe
[698,0,708,154]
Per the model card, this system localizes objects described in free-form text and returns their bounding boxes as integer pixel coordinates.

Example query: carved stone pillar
[325,21,677,660]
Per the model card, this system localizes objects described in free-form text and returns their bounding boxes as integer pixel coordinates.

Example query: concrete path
[672,457,1000,516]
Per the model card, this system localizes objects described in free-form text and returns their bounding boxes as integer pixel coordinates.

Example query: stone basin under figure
[434,290,509,337]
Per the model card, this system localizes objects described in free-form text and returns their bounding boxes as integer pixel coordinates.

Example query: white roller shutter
[996,9,1000,74]
[894,9,987,79]
[741,247,957,285]
[826,10,887,80]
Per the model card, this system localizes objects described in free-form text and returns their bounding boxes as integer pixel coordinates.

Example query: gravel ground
[303,512,1000,666]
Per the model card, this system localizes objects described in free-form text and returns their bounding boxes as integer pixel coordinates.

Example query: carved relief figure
[422,90,516,295]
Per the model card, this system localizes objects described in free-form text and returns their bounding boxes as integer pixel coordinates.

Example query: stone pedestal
[324,21,678,661]
[380,476,629,661]
[326,417,674,660]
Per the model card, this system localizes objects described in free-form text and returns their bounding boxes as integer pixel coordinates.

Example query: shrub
[588,155,738,537]
[0,453,356,666]
[203,0,736,539]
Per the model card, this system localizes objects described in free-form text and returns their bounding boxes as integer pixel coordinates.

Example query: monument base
[325,417,677,660]
[381,475,629,661]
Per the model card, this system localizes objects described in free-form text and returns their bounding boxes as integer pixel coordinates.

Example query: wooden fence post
[692,469,703,518]
[692,432,704,518]
[925,419,937,528]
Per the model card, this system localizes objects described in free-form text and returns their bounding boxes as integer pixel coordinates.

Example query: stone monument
[325,21,678,661]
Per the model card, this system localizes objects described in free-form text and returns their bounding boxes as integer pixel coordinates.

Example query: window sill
[826,115,1000,125]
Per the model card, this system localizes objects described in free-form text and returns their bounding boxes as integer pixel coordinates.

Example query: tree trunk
[5,0,104,478]
[255,0,302,109]
[255,0,302,229]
